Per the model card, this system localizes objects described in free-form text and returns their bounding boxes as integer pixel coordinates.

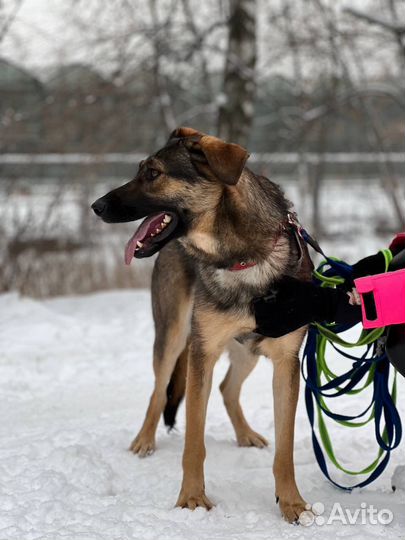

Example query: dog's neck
[184,169,291,266]
[180,169,298,298]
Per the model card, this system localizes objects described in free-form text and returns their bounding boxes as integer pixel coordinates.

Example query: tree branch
[344,7,405,35]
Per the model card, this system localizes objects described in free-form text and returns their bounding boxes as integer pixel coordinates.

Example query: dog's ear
[193,135,249,185]
[169,128,249,185]
[168,126,202,141]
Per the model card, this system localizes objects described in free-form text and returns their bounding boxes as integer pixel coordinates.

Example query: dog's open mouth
[124,211,179,264]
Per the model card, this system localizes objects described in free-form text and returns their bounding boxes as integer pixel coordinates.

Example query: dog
[92,127,313,522]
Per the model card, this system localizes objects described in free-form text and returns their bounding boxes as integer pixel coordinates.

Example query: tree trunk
[217,0,257,147]
[149,0,177,136]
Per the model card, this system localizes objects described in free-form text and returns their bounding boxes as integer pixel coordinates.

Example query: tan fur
[95,127,313,523]
[187,231,219,255]
[133,165,310,520]
[177,306,248,509]
[212,235,290,290]
[258,330,308,521]
[129,288,193,457]
[176,302,308,522]
[220,340,267,447]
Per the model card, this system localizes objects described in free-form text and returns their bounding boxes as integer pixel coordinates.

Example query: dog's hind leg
[220,340,268,448]
[129,336,189,457]
[129,244,193,457]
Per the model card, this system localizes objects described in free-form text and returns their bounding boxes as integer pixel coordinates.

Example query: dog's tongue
[125,212,166,265]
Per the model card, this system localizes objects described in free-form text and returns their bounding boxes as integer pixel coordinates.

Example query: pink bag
[354,269,405,329]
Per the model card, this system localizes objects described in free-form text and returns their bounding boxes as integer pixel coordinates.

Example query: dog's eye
[146,168,160,181]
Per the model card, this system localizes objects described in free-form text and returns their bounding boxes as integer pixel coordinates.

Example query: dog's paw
[277,496,309,524]
[129,433,156,457]
[176,490,214,510]
[237,429,268,448]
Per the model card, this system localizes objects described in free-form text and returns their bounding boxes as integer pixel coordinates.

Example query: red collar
[228,261,257,272]
[227,212,299,272]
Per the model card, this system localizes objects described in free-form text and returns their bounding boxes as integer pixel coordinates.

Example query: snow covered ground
[1,289,404,540]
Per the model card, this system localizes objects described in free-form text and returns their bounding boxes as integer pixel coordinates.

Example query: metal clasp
[287,211,300,227]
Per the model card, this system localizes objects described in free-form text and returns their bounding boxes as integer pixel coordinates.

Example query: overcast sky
[0,0,401,81]
[1,1,68,68]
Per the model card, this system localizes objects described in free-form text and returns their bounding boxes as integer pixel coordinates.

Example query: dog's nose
[91,199,106,216]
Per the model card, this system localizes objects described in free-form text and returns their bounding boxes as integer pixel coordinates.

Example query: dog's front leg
[175,340,216,509]
[260,330,308,523]
[176,308,235,510]
[272,353,307,522]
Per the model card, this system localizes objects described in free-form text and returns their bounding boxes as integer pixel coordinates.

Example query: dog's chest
[188,234,294,305]
[197,258,287,309]
[213,262,278,291]
[213,240,290,294]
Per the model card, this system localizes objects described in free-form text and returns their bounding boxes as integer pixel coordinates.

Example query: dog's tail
[163,346,188,429]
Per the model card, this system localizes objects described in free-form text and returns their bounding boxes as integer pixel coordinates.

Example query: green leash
[304,248,401,486]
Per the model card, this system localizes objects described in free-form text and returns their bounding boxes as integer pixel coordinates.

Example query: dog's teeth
[161,222,166,228]
[156,228,161,233]
[151,233,155,237]
[163,215,172,223]
[136,241,143,248]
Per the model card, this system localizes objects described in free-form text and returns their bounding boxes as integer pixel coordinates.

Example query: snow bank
[0,290,404,539]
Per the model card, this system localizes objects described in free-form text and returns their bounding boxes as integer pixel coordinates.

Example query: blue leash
[296,221,402,490]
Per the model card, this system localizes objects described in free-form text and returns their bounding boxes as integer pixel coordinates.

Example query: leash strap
[297,222,402,490]
[304,328,401,489]
[287,212,354,279]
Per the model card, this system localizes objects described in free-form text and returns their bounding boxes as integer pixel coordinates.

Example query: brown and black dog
[92,127,313,522]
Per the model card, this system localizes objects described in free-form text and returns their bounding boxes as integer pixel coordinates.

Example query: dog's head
[91,127,249,263]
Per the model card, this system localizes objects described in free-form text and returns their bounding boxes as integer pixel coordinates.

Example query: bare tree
[149,0,178,134]
[261,0,405,235]
[344,4,405,69]
[343,2,405,229]
[218,0,257,146]
[0,0,23,44]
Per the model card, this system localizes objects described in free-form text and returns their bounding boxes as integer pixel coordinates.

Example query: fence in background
[2,151,403,202]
